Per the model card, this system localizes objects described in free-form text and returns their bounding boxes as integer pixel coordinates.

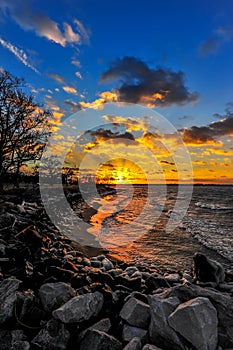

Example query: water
[77,185,233,271]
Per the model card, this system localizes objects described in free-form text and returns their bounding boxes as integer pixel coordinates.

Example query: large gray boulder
[39,282,75,312]
[148,295,185,350]
[123,337,142,350]
[53,291,104,323]
[193,253,225,284]
[120,297,150,328]
[80,329,122,350]
[163,283,233,347]
[31,318,70,350]
[0,277,21,324]
[168,297,218,350]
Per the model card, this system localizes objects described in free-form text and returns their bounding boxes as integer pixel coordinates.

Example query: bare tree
[0,70,51,191]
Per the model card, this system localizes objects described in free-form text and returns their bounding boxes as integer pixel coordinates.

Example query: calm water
[80,185,233,271]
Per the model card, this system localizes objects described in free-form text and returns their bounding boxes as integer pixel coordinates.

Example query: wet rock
[120,297,150,329]
[39,282,75,312]
[123,337,142,350]
[148,295,185,350]
[31,318,70,350]
[168,297,218,350]
[53,291,104,323]
[80,329,122,350]
[122,324,148,343]
[0,277,21,324]
[193,253,225,284]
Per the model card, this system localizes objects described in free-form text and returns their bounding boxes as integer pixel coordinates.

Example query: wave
[195,201,232,210]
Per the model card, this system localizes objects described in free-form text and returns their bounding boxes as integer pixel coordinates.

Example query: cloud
[71,59,81,67]
[0,37,39,73]
[49,73,66,84]
[160,160,175,166]
[63,99,79,113]
[75,71,83,79]
[84,128,135,150]
[100,56,198,107]
[199,26,233,57]
[0,0,90,47]
[181,111,233,145]
[79,91,118,110]
[62,86,78,95]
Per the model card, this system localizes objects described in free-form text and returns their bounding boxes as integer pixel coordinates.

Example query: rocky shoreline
[1,188,233,349]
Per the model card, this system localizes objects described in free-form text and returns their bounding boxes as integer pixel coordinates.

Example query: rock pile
[1,195,233,349]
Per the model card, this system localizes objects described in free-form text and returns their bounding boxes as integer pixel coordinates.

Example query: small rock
[115,275,141,291]
[193,253,225,284]
[120,297,150,328]
[91,260,102,268]
[168,297,218,350]
[145,276,170,291]
[164,273,181,284]
[39,282,75,312]
[53,291,104,323]
[123,337,142,350]
[0,277,21,324]
[80,329,122,350]
[122,324,148,343]
[126,266,139,277]
[31,318,70,350]
[102,258,114,271]
[108,268,123,277]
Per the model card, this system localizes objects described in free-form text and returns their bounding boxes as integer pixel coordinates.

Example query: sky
[0,0,233,184]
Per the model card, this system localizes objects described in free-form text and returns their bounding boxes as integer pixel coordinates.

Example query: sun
[96,158,147,185]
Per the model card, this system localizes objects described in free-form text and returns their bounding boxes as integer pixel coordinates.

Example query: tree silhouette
[0,70,51,191]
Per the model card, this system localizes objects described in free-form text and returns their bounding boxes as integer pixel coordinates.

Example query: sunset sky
[0,0,233,183]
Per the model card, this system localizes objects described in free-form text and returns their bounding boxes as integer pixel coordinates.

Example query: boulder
[78,318,111,342]
[123,337,142,350]
[53,291,104,323]
[0,329,30,350]
[39,282,75,312]
[145,276,170,291]
[122,324,148,343]
[168,297,218,350]
[148,295,185,350]
[193,253,225,284]
[163,283,233,347]
[80,329,122,350]
[0,277,21,324]
[142,345,163,350]
[31,318,70,350]
[120,297,150,329]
